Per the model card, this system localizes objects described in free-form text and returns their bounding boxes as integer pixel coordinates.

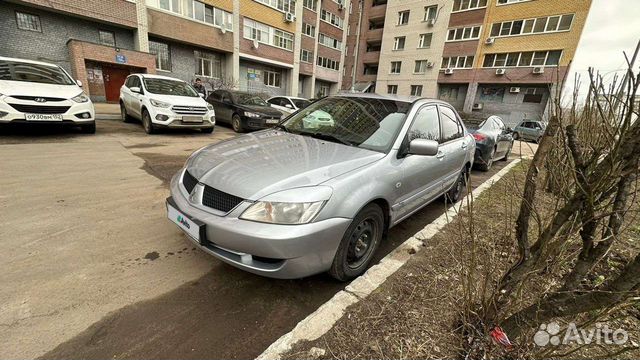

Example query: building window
[441,56,474,69]
[149,40,171,71]
[318,84,330,97]
[303,0,318,11]
[398,10,410,25]
[254,0,295,13]
[303,22,316,37]
[447,26,481,42]
[393,36,406,50]
[387,85,398,95]
[264,70,281,87]
[490,14,574,38]
[453,0,487,12]
[318,33,342,50]
[244,18,294,51]
[418,33,432,48]
[99,30,116,47]
[195,50,222,78]
[16,11,41,32]
[154,0,233,31]
[479,87,505,102]
[497,0,532,4]
[317,56,340,70]
[523,88,544,103]
[390,61,402,74]
[320,9,344,29]
[424,5,437,22]
[300,49,313,63]
[414,60,430,73]
[482,50,562,67]
[410,85,423,96]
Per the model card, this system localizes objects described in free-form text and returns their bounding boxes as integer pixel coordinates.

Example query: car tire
[444,170,465,203]
[329,203,384,282]
[142,109,156,134]
[478,147,495,172]
[512,132,519,140]
[232,114,244,133]
[80,122,96,134]
[536,136,542,144]
[120,103,133,123]
[201,127,214,134]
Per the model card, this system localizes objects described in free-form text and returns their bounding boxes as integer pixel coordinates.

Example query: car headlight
[150,99,171,108]
[240,201,325,225]
[207,103,214,111]
[71,93,90,103]
[244,111,261,118]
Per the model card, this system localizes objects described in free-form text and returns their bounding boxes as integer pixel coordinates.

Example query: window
[303,22,316,37]
[393,37,406,50]
[254,0,295,13]
[387,85,398,95]
[195,50,222,78]
[149,40,171,71]
[16,12,41,32]
[424,5,437,21]
[300,49,313,63]
[318,33,342,50]
[321,9,344,29]
[398,10,410,25]
[418,33,432,48]
[439,106,463,142]
[317,56,340,70]
[264,70,281,87]
[244,18,294,51]
[390,61,402,74]
[152,0,233,31]
[441,56,473,69]
[479,87,505,101]
[159,0,181,14]
[409,106,439,142]
[483,50,562,67]
[447,26,481,41]
[490,14,574,37]
[99,30,116,47]
[523,88,544,103]
[410,85,423,97]
[303,0,317,11]
[498,0,531,4]
[453,0,487,12]
[414,60,430,73]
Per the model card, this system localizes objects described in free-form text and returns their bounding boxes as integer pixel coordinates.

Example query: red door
[103,66,130,103]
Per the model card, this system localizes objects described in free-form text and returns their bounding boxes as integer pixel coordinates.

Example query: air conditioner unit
[427,18,435,26]
[252,39,260,49]
[495,68,506,75]
[444,68,454,75]
[472,103,483,110]
[284,12,296,22]
[533,66,545,74]
[485,37,495,45]
[510,86,521,93]
[426,61,434,68]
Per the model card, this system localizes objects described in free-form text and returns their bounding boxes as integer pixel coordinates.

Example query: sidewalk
[94,103,121,120]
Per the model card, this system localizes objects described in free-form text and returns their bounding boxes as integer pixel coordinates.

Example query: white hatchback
[266,96,311,115]
[119,74,215,134]
[0,56,95,133]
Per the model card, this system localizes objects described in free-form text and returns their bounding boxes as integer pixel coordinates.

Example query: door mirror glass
[130,86,141,94]
[199,93,205,98]
[408,139,439,156]
[76,79,83,87]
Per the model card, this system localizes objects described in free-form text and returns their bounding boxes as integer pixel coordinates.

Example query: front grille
[8,104,70,114]
[172,105,208,115]
[202,185,244,213]
[10,95,66,102]
[182,170,198,194]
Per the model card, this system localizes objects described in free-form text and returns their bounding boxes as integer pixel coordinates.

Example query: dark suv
[206,90,283,132]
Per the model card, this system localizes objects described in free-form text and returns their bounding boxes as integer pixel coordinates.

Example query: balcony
[361,50,381,64]
[365,27,383,42]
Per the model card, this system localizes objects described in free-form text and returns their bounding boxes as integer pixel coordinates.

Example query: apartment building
[1,0,349,102]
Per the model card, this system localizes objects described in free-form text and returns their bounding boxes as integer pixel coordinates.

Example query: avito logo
[177,215,190,229]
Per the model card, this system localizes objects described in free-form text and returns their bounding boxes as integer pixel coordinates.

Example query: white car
[0,56,95,133]
[119,74,215,134]
[266,96,311,115]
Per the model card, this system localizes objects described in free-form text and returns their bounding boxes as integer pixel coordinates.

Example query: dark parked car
[468,115,513,171]
[512,120,546,143]
[206,90,283,132]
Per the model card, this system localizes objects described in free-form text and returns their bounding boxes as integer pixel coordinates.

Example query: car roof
[335,92,450,106]
[132,73,187,82]
[0,56,61,68]
[268,96,308,100]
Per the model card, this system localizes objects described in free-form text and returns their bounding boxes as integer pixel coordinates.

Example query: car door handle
[462,142,468,149]
[436,151,445,159]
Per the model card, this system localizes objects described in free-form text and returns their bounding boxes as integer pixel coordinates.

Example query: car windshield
[0,60,75,85]
[234,93,268,106]
[281,97,411,153]
[292,99,311,109]
[143,78,199,97]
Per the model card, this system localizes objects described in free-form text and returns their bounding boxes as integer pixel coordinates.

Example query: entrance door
[103,66,130,103]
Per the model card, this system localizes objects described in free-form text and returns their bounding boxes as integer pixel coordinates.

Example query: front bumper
[167,173,351,279]
[242,115,281,130]
[0,97,95,124]
[150,107,215,129]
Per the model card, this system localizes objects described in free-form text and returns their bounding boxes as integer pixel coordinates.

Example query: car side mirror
[223,98,232,104]
[408,139,439,156]
[76,79,83,87]
[130,86,141,94]
[199,93,205,98]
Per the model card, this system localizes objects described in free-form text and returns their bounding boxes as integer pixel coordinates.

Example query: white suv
[119,74,215,134]
[0,56,95,133]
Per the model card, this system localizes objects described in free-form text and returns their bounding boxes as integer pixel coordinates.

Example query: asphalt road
[0,119,535,360]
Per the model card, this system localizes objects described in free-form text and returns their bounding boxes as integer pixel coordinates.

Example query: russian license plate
[167,201,204,243]
[182,116,204,123]
[265,119,279,124]
[25,114,63,121]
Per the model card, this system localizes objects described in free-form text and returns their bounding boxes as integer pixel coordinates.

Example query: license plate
[182,116,203,123]
[266,119,279,124]
[167,201,204,243]
[25,114,63,121]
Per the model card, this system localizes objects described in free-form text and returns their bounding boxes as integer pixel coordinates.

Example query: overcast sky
[566,0,640,99]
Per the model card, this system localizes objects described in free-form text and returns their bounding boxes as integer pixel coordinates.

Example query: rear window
[0,60,75,85]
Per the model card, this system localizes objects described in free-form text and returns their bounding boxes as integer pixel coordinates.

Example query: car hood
[186,130,384,200]
[238,104,282,117]
[146,93,208,106]
[0,80,83,99]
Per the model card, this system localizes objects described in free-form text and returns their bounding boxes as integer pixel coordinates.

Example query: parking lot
[0,117,536,359]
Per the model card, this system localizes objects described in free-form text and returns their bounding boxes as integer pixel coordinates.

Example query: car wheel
[536,136,542,144]
[500,144,512,161]
[120,103,132,123]
[444,170,465,203]
[329,203,384,282]
[512,132,519,140]
[478,147,495,172]
[232,114,244,133]
[201,127,214,134]
[142,109,156,134]
[80,122,96,134]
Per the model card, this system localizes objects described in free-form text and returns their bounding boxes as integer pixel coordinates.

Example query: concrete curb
[257,159,524,360]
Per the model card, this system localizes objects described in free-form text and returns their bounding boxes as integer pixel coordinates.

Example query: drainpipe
[351,0,364,92]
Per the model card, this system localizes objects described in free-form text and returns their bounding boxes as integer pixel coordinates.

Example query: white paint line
[257,159,523,360]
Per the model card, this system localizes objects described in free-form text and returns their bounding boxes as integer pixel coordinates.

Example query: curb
[257,159,524,360]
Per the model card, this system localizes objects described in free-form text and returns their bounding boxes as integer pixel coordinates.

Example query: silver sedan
[167,94,475,280]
